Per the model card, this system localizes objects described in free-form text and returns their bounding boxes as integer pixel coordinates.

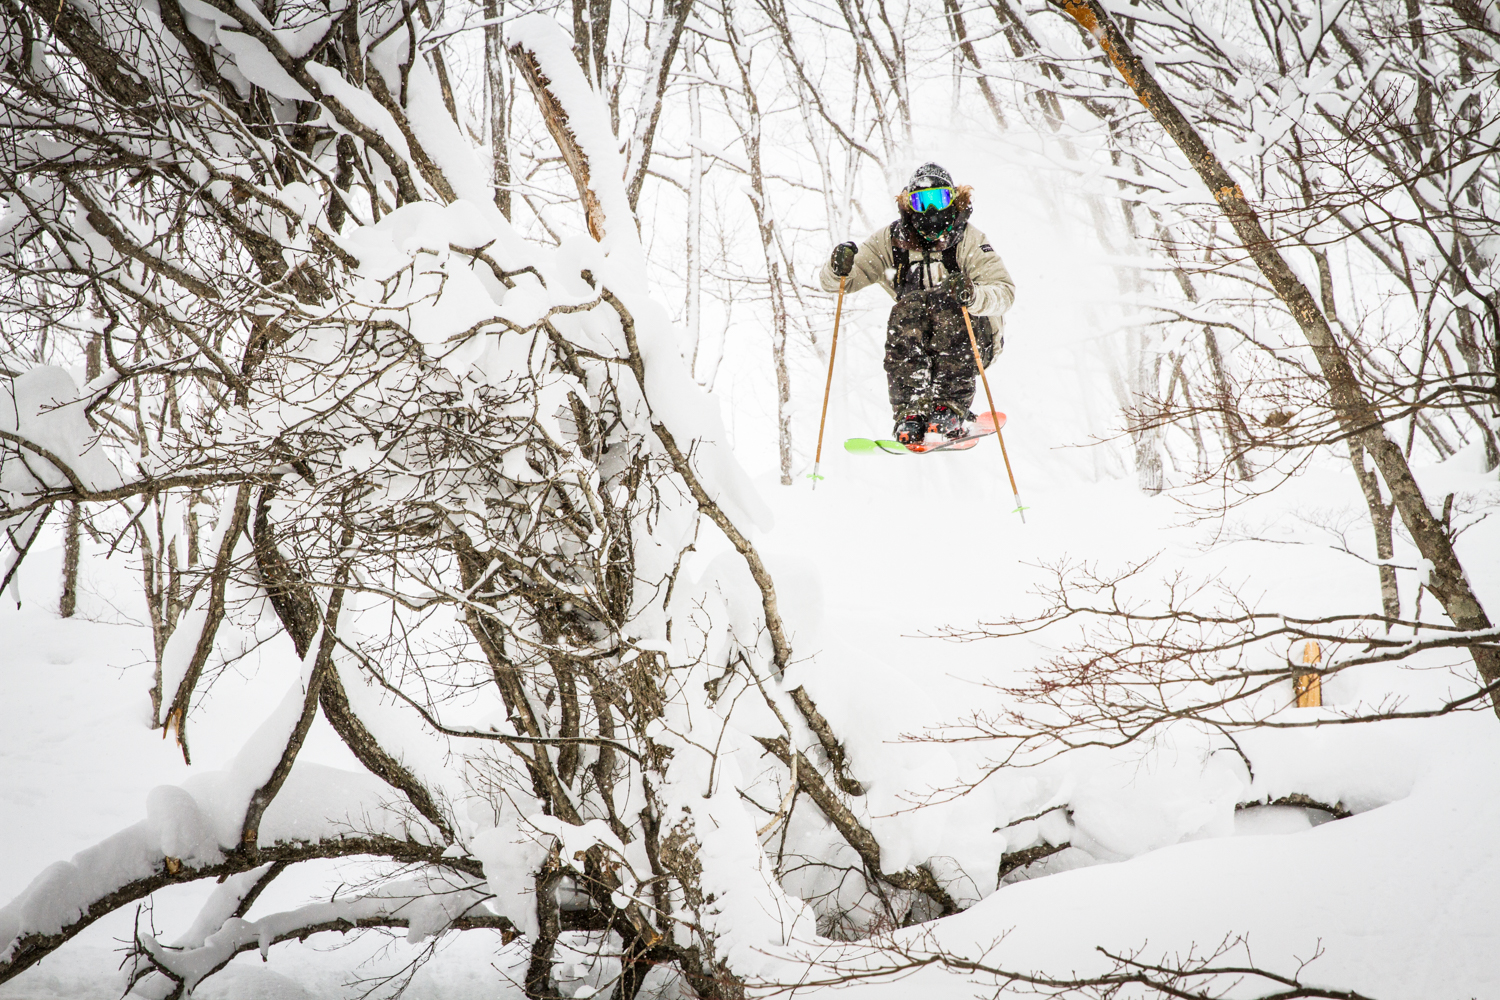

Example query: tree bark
[1350,441,1400,623]
[942,0,1005,128]
[239,526,356,851]
[525,866,564,998]
[755,734,954,915]
[60,502,80,617]
[484,0,511,219]
[686,39,704,378]
[722,3,794,485]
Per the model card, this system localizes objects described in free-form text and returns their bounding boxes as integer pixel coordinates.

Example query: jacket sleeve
[818,228,891,296]
[960,228,1016,318]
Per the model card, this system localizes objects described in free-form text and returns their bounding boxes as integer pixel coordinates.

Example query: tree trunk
[722,4,794,485]
[484,0,511,219]
[60,502,80,618]
[509,43,608,241]
[1200,325,1254,480]
[942,0,1005,127]
[1350,441,1400,623]
[686,40,704,380]
[623,0,693,212]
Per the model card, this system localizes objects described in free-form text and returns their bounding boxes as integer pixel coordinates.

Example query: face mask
[911,209,955,241]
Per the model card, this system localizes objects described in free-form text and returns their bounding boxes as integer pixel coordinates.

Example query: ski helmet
[906,162,954,192]
[902,162,960,242]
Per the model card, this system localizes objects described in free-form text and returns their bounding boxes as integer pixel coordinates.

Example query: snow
[6,307,1500,999]
[303,63,411,163]
[137,880,496,992]
[1,367,121,499]
[784,734,1500,997]
[470,825,549,941]
[0,675,418,971]
[11,449,1482,995]
[186,7,314,103]
[4,3,1500,997]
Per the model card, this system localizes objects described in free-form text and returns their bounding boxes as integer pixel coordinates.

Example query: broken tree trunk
[508,42,608,241]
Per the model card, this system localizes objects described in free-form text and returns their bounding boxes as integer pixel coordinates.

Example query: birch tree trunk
[686,40,704,380]
[723,2,794,485]
[484,0,511,219]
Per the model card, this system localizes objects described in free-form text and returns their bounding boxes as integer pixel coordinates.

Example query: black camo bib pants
[884,226,995,419]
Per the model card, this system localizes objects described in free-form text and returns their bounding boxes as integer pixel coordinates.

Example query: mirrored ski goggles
[906,186,954,213]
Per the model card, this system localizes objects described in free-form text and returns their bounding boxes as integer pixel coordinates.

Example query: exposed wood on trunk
[509,43,608,241]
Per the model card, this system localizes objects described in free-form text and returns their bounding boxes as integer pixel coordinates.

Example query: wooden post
[1292,639,1322,708]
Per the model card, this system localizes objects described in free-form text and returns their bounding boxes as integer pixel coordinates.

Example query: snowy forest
[1,0,1497,996]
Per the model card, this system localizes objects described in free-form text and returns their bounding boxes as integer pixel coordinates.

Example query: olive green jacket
[817,223,1016,321]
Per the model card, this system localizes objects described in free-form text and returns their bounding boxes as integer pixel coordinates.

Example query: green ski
[843,437,910,455]
[844,411,1006,456]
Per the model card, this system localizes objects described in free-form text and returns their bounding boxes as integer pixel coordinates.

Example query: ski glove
[830,241,858,278]
[943,270,975,307]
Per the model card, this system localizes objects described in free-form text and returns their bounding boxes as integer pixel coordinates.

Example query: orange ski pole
[808,275,847,489]
[962,306,1026,522]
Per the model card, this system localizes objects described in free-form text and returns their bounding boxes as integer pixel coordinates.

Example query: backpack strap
[890,222,918,297]
[941,244,960,274]
[890,222,908,275]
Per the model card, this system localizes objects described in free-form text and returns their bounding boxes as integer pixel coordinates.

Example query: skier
[820,163,1016,447]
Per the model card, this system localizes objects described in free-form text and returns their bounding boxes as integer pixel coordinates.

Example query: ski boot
[927,404,972,440]
[893,414,926,447]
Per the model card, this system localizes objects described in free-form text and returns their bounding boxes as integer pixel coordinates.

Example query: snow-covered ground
[752,453,1500,999]
[5,382,1499,996]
